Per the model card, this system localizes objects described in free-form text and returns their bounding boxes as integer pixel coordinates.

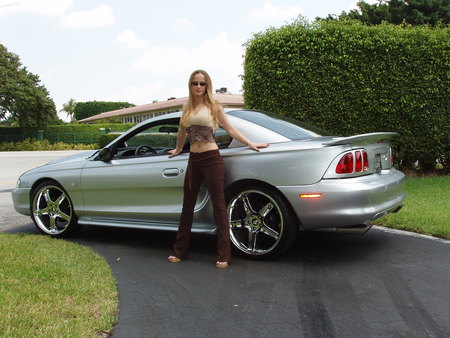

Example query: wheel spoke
[259,201,274,218]
[261,224,279,239]
[247,230,258,252]
[56,209,71,221]
[56,194,66,206]
[242,194,255,215]
[230,219,244,230]
[43,190,52,203]
[55,195,71,221]
[48,215,57,230]
[35,206,50,216]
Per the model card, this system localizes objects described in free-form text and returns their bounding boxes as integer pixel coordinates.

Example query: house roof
[78,94,244,123]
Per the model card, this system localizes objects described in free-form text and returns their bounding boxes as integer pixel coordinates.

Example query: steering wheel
[135,145,157,156]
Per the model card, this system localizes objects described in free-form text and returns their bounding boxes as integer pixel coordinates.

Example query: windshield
[228,110,332,140]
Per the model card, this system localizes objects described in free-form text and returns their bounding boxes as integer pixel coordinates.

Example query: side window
[215,127,232,149]
[114,121,179,158]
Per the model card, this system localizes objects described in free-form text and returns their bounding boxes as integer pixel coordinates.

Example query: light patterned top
[185,106,216,143]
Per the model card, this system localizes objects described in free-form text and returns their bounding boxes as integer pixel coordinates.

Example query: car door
[78,119,211,228]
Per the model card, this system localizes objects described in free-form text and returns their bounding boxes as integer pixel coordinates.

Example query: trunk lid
[323,133,398,178]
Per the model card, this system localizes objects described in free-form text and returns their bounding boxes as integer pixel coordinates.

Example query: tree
[320,0,449,26]
[60,98,77,122]
[0,44,58,132]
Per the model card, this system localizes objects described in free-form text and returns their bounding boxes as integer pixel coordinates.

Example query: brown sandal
[168,256,181,263]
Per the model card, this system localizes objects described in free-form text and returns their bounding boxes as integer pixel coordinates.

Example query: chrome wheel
[31,182,79,237]
[228,187,296,258]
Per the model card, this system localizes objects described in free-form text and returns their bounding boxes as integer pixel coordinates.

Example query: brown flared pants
[172,149,231,262]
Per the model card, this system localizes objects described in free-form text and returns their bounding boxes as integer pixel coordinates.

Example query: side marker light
[299,193,323,199]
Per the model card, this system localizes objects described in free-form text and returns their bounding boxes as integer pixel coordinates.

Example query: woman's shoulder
[214,99,223,108]
[215,101,224,114]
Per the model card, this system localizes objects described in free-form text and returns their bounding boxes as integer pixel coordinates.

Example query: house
[78,93,244,124]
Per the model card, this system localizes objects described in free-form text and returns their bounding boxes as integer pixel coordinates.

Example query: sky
[0,0,378,121]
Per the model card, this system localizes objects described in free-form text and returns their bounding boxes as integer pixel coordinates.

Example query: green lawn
[0,233,117,337]
[376,176,450,239]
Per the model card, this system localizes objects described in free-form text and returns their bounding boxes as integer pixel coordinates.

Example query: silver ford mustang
[12,110,406,258]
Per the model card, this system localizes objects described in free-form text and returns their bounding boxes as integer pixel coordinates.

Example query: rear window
[228,110,332,140]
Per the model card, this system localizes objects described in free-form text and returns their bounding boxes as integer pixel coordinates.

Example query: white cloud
[0,0,74,17]
[249,1,302,23]
[132,32,244,94]
[133,32,243,75]
[62,4,114,28]
[170,17,197,31]
[115,29,148,49]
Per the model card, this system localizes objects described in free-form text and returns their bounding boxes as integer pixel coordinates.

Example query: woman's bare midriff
[190,141,218,153]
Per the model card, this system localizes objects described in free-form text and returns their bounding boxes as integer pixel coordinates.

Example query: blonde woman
[168,69,269,268]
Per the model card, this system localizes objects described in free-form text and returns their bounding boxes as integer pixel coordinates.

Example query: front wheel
[31,181,81,238]
[227,186,299,259]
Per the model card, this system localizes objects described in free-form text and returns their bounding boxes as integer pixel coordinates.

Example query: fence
[0,134,26,143]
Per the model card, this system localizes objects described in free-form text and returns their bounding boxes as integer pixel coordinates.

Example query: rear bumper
[277,169,406,230]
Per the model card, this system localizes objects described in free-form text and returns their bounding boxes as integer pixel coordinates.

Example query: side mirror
[98,148,112,161]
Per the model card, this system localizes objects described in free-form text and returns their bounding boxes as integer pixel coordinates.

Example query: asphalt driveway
[2,151,450,337]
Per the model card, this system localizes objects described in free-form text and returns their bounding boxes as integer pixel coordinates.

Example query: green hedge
[43,124,135,145]
[126,134,177,148]
[45,123,135,133]
[97,134,121,148]
[0,139,96,151]
[0,123,135,145]
[243,20,449,172]
[0,126,36,142]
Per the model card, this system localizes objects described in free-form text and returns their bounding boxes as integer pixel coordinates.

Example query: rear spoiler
[323,132,398,147]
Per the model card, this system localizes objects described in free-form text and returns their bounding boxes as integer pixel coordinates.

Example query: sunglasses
[191,81,206,86]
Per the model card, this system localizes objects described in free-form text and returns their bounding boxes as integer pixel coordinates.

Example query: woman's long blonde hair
[180,69,220,128]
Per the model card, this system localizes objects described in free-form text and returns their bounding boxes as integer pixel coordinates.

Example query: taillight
[336,150,369,174]
[355,151,362,172]
[362,151,369,171]
[336,153,354,174]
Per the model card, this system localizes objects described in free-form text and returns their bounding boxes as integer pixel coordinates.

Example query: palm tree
[60,98,77,122]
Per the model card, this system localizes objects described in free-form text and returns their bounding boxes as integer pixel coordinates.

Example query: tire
[227,185,299,259]
[31,181,81,238]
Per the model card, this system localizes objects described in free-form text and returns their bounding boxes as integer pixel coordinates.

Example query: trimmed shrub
[0,139,97,151]
[243,19,449,172]
[97,134,121,148]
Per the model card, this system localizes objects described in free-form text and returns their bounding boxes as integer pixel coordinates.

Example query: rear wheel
[31,181,81,237]
[227,186,299,259]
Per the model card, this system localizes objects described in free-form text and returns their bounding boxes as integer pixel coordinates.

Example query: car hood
[18,150,97,179]
[46,150,98,165]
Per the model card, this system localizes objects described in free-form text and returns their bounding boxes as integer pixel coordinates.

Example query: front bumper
[278,169,406,230]
[12,188,32,216]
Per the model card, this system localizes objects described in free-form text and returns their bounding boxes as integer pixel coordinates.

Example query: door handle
[163,168,179,177]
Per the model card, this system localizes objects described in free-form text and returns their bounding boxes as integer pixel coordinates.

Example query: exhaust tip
[335,224,372,235]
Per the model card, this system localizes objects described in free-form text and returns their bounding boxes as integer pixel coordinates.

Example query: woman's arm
[168,127,187,158]
[217,106,269,152]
